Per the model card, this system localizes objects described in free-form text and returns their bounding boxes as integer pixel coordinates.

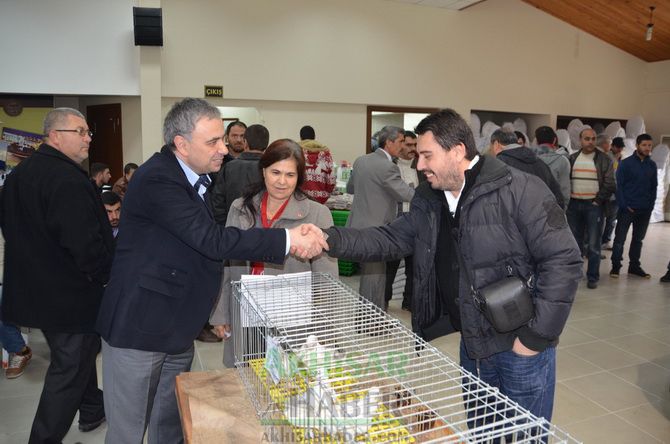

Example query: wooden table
[175,369,265,444]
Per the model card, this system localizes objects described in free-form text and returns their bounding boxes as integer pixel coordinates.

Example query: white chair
[625,115,646,139]
[470,113,481,139]
[556,129,572,153]
[650,144,670,223]
[513,117,527,136]
[604,121,622,140]
[567,119,585,153]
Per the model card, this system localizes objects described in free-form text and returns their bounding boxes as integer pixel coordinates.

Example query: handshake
[288,224,330,259]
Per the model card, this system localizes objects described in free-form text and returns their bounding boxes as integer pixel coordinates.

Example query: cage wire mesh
[231,272,580,444]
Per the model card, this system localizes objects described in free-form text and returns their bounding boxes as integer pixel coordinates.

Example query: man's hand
[512,337,539,357]
[212,324,231,340]
[288,224,329,259]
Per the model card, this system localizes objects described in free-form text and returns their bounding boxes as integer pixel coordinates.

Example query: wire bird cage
[231,272,581,444]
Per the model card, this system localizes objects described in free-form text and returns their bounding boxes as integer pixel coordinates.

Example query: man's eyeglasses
[55,128,93,138]
[582,137,596,141]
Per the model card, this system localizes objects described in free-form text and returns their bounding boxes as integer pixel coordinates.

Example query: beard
[229,143,245,154]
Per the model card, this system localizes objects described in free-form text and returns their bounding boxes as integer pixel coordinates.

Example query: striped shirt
[571,151,599,200]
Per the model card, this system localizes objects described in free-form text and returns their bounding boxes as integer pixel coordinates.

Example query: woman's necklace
[261,193,290,228]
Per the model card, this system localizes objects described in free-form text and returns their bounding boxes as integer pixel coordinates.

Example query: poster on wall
[1,127,43,173]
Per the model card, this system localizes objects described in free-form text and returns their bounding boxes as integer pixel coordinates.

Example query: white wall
[156,0,649,161]
[163,98,366,163]
[643,61,670,142]
[161,0,645,116]
[1,0,140,95]
[4,0,667,163]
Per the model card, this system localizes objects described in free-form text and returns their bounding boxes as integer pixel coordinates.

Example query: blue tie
[194,175,211,193]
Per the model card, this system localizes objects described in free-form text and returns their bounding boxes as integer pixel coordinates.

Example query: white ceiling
[383,0,485,10]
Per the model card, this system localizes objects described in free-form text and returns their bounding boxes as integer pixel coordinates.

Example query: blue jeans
[567,199,603,283]
[611,209,652,269]
[0,286,27,353]
[460,339,556,441]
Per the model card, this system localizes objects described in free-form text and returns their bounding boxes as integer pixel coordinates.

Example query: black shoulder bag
[454,243,534,333]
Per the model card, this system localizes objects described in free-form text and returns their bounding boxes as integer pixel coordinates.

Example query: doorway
[366,105,438,153]
[86,103,123,183]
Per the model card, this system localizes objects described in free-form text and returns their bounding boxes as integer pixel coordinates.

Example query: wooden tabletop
[175,369,266,444]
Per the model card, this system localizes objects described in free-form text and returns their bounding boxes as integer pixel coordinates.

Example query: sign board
[204,85,223,98]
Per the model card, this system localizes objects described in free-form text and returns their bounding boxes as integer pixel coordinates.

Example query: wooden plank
[523,0,670,62]
[175,369,266,444]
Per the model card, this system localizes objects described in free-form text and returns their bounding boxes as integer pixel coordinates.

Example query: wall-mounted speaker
[133,7,163,47]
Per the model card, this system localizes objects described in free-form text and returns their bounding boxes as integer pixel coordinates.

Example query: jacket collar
[374,148,393,162]
[159,145,201,198]
[416,155,510,203]
[238,151,263,160]
[35,143,88,176]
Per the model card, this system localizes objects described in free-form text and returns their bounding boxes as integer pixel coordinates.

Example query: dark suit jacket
[1,144,114,333]
[210,151,262,224]
[96,146,286,354]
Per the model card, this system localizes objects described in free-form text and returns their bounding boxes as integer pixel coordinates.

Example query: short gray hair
[43,108,85,135]
[596,133,611,147]
[490,129,518,146]
[163,98,221,147]
[377,125,405,149]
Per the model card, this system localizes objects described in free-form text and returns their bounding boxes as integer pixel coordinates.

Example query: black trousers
[384,256,414,307]
[29,331,104,444]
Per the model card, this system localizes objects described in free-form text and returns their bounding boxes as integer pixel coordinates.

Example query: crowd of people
[0,100,667,443]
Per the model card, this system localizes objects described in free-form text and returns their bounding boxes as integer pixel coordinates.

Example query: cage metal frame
[231,272,580,444]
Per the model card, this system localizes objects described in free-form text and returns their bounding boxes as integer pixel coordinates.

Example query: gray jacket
[346,149,415,228]
[326,156,582,359]
[534,144,572,206]
[210,192,338,326]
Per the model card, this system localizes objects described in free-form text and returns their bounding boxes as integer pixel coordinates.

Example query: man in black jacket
[1,108,114,441]
[210,123,269,224]
[324,109,582,426]
[489,128,565,208]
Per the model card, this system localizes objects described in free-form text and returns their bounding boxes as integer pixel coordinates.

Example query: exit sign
[204,85,223,97]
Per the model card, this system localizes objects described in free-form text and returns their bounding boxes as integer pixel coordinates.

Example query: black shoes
[609,266,620,278]
[79,416,105,432]
[660,271,670,283]
[628,267,651,278]
[587,281,598,289]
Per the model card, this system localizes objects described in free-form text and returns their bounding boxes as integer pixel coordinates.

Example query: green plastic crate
[330,210,350,227]
[331,210,357,275]
[338,260,358,276]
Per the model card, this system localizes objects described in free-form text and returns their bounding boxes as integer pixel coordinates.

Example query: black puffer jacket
[326,156,583,359]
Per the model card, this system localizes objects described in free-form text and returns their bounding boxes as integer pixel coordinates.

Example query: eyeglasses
[55,128,93,138]
[582,137,596,141]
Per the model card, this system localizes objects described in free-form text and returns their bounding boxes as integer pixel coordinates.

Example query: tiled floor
[1,223,669,443]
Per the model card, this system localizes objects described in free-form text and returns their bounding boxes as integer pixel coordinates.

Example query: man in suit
[96,98,327,444]
[1,108,114,442]
[385,130,421,311]
[346,125,415,310]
